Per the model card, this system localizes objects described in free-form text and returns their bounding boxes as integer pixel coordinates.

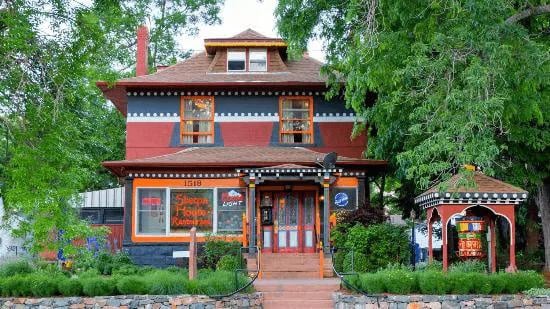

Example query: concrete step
[262,262,319,272]
[261,291,333,300]
[262,271,319,279]
[254,279,340,292]
[262,299,333,309]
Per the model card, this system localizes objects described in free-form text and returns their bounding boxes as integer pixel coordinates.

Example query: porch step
[260,253,320,279]
[255,279,339,309]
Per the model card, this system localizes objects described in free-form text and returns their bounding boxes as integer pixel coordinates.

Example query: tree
[276,0,549,268]
[0,0,223,254]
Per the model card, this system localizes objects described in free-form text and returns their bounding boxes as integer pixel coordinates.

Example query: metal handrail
[330,247,369,295]
[209,246,261,299]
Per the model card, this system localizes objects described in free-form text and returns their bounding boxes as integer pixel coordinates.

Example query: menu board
[330,188,357,211]
[170,189,213,233]
[217,188,247,233]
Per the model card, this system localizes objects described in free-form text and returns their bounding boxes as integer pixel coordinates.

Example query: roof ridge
[474,171,527,192]
[134,147,197,161]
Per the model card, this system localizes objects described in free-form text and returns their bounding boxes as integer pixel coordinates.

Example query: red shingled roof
[103,146,386,176]
[421,172,527,195]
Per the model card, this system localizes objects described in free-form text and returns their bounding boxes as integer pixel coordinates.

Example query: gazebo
[415,170,528,272]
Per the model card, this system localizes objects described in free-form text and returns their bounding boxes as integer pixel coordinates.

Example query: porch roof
[103,146,386,177]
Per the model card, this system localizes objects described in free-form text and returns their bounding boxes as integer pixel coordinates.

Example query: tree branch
[505,4,550,24]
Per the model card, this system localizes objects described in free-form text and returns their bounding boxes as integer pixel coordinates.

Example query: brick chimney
[136,25,149,77]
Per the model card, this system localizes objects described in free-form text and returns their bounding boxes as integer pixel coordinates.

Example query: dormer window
[227,50,246,71]
[249,49,267,72]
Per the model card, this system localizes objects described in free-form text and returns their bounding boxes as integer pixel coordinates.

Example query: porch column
[358,176,366,208]
[248,174,256,253]
[508,210,517,272]
[323,175,330,253]
[123,177,134,245]
[428,218,433,263]
[441,212,449,272]
[490,218,497,273]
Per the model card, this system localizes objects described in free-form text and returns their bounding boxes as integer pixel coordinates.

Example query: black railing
[330,247,369,295]
[209,246,260,299]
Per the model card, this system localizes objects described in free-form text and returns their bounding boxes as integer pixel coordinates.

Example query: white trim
[127,114,360,123]
[127,116,180,122]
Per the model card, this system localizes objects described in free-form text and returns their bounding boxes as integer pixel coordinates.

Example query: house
[97,28,386,273]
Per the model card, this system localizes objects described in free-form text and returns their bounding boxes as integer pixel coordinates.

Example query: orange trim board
[131,178,245,243]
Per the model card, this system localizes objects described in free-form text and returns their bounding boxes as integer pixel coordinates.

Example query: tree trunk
[535,177,550,271]
[526,201,541,252]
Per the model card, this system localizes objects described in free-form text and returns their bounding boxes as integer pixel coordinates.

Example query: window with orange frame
[180,96,214,144]
[279,96,314,144]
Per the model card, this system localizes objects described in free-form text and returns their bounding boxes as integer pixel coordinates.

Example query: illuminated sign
[334,192,349,207]
[330,188,357,210]
[170,189,213,232]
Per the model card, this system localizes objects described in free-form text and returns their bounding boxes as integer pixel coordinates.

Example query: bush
[2,275,32,297]
[525,288,550,296]
[216,255,243,272]
[447,272,475,294]
[58,278,83,296]
[30,273,59,297]
[112,264,139,276]
[417,271,449,294]
[343,251,368,273]
[344,223,410,272]
[186,270,249,295]
[145,270,186,295]
[0,260,34,277]
[117,276,147,295]
[380,268,416,294]
[417,261,443,272]
[333,251,346,273]
[201,239,242,269]
[488,273,507,294]
[357,273,385,294]
[81,277,116,296]
[471,274,492,294]
[449,260,487,273]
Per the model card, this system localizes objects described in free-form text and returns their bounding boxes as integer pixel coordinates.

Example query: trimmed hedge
[354,269,544,295]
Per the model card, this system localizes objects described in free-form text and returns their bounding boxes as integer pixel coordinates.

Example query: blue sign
[334,192,349,207]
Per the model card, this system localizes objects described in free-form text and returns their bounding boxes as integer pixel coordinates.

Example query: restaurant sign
[170,189,213,233]
[330,188,357,211]
[217,188,247,232]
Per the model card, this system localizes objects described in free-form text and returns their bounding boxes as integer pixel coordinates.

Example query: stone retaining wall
[0,293,262,309]
[334,293,550,308]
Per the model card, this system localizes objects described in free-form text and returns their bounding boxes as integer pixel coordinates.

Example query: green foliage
[417,261,443,272]
[30,273,59,297]
[357,273,385,294]
[333,251,345,273]
[488,273,507,294]
[81,277,116,296]
[0,260,34,277]
[449,260,487,273]
[2,275,32,297]
[343,251,368,273]
[514,271,545,291]
[417,271,449,294]
[116,276,147,295]
[524,288,550,296]
[201,239,242,269]
[75,251,134,275]
[58,278,83,296]
[379,267,416,294]
[145,270,186,295]
[216,255,243,272]
[342,223,410,272]
[112,264,140,276]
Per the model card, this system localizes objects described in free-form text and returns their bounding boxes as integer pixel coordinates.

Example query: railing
[209,246,261,299]
[330,247,368,295]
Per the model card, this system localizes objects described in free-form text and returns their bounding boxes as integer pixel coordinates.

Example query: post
[189,227,197,280]
[490,218,497,273]
[249,178,256,254]
[442,215,448,272]
[323,181,330,253]
[428,219,433,263]
[508,214,517,272]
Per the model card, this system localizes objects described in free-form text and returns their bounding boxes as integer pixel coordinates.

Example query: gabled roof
[103,146,386,176]
[414,172,528,209]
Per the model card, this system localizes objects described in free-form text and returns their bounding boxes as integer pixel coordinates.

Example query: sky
[180,0,326,62]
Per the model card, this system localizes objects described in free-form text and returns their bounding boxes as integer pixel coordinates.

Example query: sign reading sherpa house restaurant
[170,189,213,233]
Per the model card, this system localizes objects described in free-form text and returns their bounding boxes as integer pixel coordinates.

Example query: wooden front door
[274,191,316,253]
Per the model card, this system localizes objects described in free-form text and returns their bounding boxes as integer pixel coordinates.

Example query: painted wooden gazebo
[415,171,528,272]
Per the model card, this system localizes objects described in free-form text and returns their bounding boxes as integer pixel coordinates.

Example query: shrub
[112,264,139,276]
[145,270,186,295]
[81,277,115,296]
[380,268,416,294]
[333,251,346,273]
[449,260,487,273]
[515,271,544,291]
[417,261,443,272]
[344,223,410,272]
[116,276,147,295]
[216,255,242,272]
[186,270,249,295]
[0,260,34,277]
[58,278,83,296]
[357,273,385,294]
[2,275,32,297]
[447,272,475,294]
[343,251,368,273]
[488,273,507,294]
[201,239,242,269]
[417,271,449,294]
[30,274,59,297]
[525,288,550,296]
[471,273,492,295]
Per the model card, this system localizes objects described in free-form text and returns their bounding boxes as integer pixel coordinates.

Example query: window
[181,96,214,144]
[217,188,247,233]
[170,189,213,233]
[279,96,313,144]
[227,50,246,71]
[137,189,166,234]
[249,49,267,71]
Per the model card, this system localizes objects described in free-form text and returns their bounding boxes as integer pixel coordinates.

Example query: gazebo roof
[415,172,528,209]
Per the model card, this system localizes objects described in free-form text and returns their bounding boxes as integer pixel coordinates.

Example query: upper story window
[227,50,246,71]
[279,96,313,144]
[249,49,267,72]
[180,96,214,144]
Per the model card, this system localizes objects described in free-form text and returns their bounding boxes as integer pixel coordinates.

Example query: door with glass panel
[274,192,316,253]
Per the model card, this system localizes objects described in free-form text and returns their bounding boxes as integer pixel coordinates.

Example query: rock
[69,304,85,309]
[440,301,459,309]
[425,302,442,309]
